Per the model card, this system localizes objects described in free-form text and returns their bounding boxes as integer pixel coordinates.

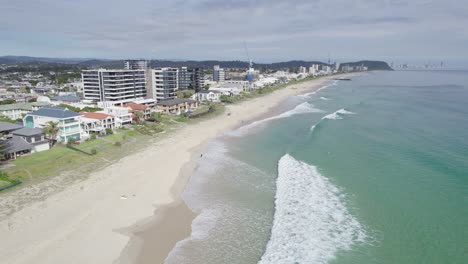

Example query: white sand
[0,77,331,264]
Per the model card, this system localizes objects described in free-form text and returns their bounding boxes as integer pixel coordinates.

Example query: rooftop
[81,112,112,120]
[0,122,23,133]
[3,136,32,154]
[51,95,81,102]
[158,98,196,106]
[11,127,43,137]
[28,106,81,119]
[125,102,148,111]
[0,102,51,111]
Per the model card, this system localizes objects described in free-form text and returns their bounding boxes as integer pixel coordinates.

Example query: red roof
[125,103,148,111]
[81,112,112,120]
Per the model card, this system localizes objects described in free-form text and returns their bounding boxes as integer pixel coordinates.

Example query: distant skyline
[1,0,468,63]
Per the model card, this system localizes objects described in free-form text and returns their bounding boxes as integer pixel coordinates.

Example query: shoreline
[0,75,351,264]
[121,75,356,264]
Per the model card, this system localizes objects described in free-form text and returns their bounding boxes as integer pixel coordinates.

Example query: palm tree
[43,121,59,147]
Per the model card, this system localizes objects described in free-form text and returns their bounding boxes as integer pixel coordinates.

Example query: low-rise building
[192,90,221,102]
[209,83,243,95]
[81,112,116,135]
[0,102,51,120]
[99,106,133,127]
[156,98,199,115]
[11,127,50,153]
[0,122,49,160]
[50,95,81,104]
[23,106,82,142]
[124,102,151,121]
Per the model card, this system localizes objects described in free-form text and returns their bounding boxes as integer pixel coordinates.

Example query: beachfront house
[192,90,221,103]
[99,106,132,127]
[209,83,243,96]
[80,112,116,135]
[156,98,199,115]
[0,102,51,120]
[124,102,151,121]
[0,122,49,160]
[23,106,82,142]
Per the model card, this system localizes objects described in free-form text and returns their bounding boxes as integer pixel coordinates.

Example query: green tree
[105,128,113,135]
[0,99,16,105]
[177,90,195,98]
[219,94,234,103]
[66,138,77,147]
[151,112,162,122]
[203,84,210,90]
[135,111,145,123]
[0,115,16,124]
[0,137,7,160]
[43,121,60,147]
[58,104,80,112]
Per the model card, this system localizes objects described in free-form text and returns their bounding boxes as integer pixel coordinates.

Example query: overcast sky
[1,0,467,62]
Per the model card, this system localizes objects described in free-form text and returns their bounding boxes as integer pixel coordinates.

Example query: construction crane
[244,41,254,82]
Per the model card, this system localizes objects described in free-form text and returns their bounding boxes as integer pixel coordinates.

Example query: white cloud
[0,0,467,60]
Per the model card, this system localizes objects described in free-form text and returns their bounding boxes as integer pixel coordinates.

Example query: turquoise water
[166,70,468,264]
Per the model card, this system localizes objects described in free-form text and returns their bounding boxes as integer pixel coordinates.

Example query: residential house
[0,102,51,120]
[11,127,50,152]
[156,98,198,115]
[192,90,221,102]
[0,122,49,160]
[50,95,81,104]
[23,106,82,142]
[81,112,115,135]
[99,106,132,127]
[209,83,243,95]
[124,102,151,121]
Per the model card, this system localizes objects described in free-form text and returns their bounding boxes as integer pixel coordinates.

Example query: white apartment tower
[82,69,147,102]
[147,68,179,102]
[213,65,225,82]
[124,59,148,70]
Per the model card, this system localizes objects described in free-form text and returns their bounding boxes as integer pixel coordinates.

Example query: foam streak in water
[229,102,323,137]
[321,108,355,120]
[258,154,366,264]
[299,80,338,98]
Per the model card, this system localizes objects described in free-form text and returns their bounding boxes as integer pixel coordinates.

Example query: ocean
[166,70,468,264]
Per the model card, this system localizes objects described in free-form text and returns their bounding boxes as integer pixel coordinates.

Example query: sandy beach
[0,77,335,264]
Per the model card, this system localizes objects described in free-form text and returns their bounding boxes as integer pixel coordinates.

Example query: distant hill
[0,56,107,65]
[0,56,392,71]
[340,60,393,71]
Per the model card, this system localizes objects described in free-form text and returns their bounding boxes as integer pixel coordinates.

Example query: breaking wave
[309,109,356,131]
[299,80,338,98]
[321,108,355,120]
[258,154,366,264]
[229,102,324,137]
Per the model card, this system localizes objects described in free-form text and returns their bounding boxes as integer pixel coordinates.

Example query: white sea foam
[228,102,324,137]
[320,96,331,100]
[258,154,366,264]
[299,80,338,98]
[322,108,355,120]
[310,124,317,132]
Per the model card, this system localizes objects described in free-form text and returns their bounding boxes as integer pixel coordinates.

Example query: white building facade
[147,68,179,102]
[82,69,147,102]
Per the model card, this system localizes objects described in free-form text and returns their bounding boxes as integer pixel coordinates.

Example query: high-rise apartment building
[146,68,179,102]
[213,65,225,82]
[124,59,147,70]
[178,67,204,92]
[82,69,146,102]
